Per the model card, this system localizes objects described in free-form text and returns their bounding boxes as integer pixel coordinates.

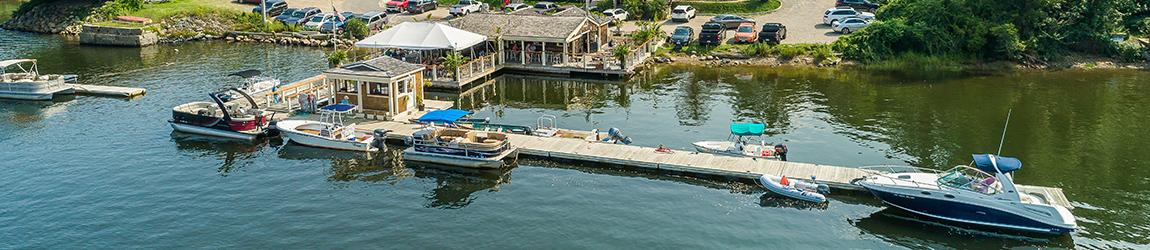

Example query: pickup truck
[450,0,488,16]
[757,23,786,45]
[698,22,726,46]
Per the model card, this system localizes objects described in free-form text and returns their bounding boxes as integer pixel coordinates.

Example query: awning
[354,22,487,51]
[417,109,474,123]
[0,59,35,68]
[731,123,765,136]
[972,154,1022,173]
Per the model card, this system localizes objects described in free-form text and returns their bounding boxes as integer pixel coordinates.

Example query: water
[2,29,1149,249]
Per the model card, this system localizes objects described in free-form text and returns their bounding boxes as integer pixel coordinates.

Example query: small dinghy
[758,174,830,203]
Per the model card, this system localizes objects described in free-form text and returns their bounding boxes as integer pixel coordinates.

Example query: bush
[619,0,666,20]
[629,21,664,43]
[679,0,779,15]
[328,50,347,67]
[343,18,368,37]
[595,0,613,11]
[232,12,297,33]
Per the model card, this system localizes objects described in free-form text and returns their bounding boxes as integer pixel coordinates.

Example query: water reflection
[757,193,828,210]
[170,132,267,176]
[852,208,1075,248]
[405,162,513,209]
[456,76,631,114]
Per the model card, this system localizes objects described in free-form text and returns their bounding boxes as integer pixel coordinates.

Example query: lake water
[2,29,1148,249]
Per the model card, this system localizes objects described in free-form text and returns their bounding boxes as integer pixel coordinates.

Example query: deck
[67,84,146,97]
[351,120,1074,209]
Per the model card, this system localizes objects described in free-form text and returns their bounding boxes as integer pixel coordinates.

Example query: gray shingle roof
[447,13,587,40]
[553,8,612,25]
[323,56,424,79]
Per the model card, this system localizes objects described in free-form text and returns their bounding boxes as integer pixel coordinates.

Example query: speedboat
[692,123,787,161]
[758,174,830,203]
[169,88,274,140]
[277,104,386,152]
[227,69,281,96]
[857,154,1077,234]
[532,114,631,144]
[0,59,75,100]
[403,110,518,169]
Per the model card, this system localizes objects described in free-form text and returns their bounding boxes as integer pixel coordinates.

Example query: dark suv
[252,0,288,17]
[668,26,694,47]
[284,7,320,26]
[836,0,880,11]
[407,0,438,13]
[757,23,786,45]
[698,22,726,46]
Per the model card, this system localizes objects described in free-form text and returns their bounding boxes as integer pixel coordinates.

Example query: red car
[734,23,757,43]
[384,0,412,12]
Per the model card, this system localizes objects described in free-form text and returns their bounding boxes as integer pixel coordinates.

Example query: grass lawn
[116,0,245,21]
[680,0,779,14]
[1,0,25,23]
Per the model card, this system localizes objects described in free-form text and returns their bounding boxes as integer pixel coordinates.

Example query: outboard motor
[608,127,632,145]
[774,144,788,161]
[816,184,831,195]
[266,120,280,137]
[373,129,392,149]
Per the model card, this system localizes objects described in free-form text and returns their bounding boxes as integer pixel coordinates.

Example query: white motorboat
[277,104,385,152]
[0,59,75,100]
[404,111,518,169]
[857,154,1077,234]
[227,69,281,96]
[532,114,632,144]
[692,123,787,161]
[169,88,273,140]
[758,174,830,203]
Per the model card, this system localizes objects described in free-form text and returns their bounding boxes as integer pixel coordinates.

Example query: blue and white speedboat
[857,154,1076,234]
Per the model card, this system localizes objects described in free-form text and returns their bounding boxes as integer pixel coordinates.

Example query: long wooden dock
[67,84,146,97]
[352,120,1073,208]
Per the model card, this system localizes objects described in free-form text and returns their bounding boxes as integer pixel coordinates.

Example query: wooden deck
[352,120,1074,208]
[67,84,146,97]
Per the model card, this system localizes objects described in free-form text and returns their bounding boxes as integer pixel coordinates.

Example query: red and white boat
[169,87,273,140]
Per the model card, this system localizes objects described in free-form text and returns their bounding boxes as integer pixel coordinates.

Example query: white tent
[354,22,488,51]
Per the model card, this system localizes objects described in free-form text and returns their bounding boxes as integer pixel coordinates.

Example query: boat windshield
[937,166,1001,194]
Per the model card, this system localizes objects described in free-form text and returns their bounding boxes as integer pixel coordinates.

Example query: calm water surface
[2,29,1148,249]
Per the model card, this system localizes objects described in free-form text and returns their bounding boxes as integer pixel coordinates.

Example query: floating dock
[67,84,146,97]
[352,120,1073,208]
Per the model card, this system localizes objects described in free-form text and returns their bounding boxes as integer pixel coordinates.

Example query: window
[398,79,410,94]
[368,82,389,95]
[337,79,357,93]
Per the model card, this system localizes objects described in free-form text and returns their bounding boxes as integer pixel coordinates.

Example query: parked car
[670,5,696,22]
[355,11,388,30]
[450,0,488,16]
[823,7,873,25]
[504,3,530,12]
[318,12,355,33]
[668,26,694,46]
[698,22,726,46]
[252,0,288,17]
[709,14,754,29]
[383,0,412,13]
[836,0,880,11]
[304,13,334,29]
[406,0,438,13]
[832,17,870,34]
[757,23,786,45]
[587,6,600,13]
[274,8,298,23]
[285,7,321,26]
[602,8,628,20]
[533,2,558,14]
[733,23,756,43]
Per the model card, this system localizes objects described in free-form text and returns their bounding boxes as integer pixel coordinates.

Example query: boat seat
[483,139,499,143]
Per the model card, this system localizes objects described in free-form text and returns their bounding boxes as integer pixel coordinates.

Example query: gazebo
[324,56,426,119]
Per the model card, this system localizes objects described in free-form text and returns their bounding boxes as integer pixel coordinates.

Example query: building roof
[323,56,424,79]
[553,7,612,25]
[447,13,589,42]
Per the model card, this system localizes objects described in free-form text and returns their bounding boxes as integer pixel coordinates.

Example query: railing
[261,76,330,112]
[428,53,501,83]
[410,136,511,158]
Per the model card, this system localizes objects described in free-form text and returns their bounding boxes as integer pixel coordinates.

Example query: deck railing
[261,76,330,112]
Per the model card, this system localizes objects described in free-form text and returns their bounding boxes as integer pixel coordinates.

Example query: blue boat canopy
[971,154,1022,173]
[417,109,474,124]
[730,123,765,136]
[320,104,357,113]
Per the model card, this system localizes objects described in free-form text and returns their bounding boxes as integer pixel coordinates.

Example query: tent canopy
[417,109,474,124]
[354,22,487,51]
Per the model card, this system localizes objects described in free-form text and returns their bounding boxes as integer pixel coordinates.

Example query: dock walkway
[66,84,146,97]
[352,120,1073,208]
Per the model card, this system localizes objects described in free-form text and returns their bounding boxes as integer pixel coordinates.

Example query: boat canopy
[320,104,358,113]
[227,70,262,78]
[730,123,765,136]
[417,109,474,124]
[971,154,1021,173]
[0,59,35,68]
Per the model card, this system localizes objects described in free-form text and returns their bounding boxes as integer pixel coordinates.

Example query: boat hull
[402,147,517,169]
[276,120,378,152]
[0,88,73,100]
[170,121,260,140]
[759,174,827,203]
[692,141,781,160]
[860,183,1075,234]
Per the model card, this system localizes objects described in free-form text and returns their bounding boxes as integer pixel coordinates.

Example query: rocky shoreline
[0,4,84,34]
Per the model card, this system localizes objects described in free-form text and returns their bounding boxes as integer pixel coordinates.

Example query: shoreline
[650,52,1150,71]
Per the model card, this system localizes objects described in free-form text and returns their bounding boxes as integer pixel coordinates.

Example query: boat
[402,109,518,169]
[692,123,787,161]
[532,114,632,144]
[758,174,829,203]
[276,104,388,152]
[856,154,1077,234]
[227,69,281,97]
[0,59,75,100]
[169,87,273,140]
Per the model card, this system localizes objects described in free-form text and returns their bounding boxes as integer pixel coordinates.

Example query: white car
[304,13,334,29]
[670,5,696,22]
[503,3,529,12]
[602,8,628,21]
[832,17,870,34]
[823,7,874,25]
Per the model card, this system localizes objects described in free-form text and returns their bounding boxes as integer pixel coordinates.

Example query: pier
[351,120,1074,209]
[66,84,146,97]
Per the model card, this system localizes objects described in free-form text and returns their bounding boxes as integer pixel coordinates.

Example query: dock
[66,84,146,97]
[352,120,1074,209]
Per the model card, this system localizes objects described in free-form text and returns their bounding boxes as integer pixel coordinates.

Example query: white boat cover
[0,59,35,68]
[354,22,487,51]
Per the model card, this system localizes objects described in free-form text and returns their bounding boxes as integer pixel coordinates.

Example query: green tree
[439,51,471,81]
[343,18,369,37]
